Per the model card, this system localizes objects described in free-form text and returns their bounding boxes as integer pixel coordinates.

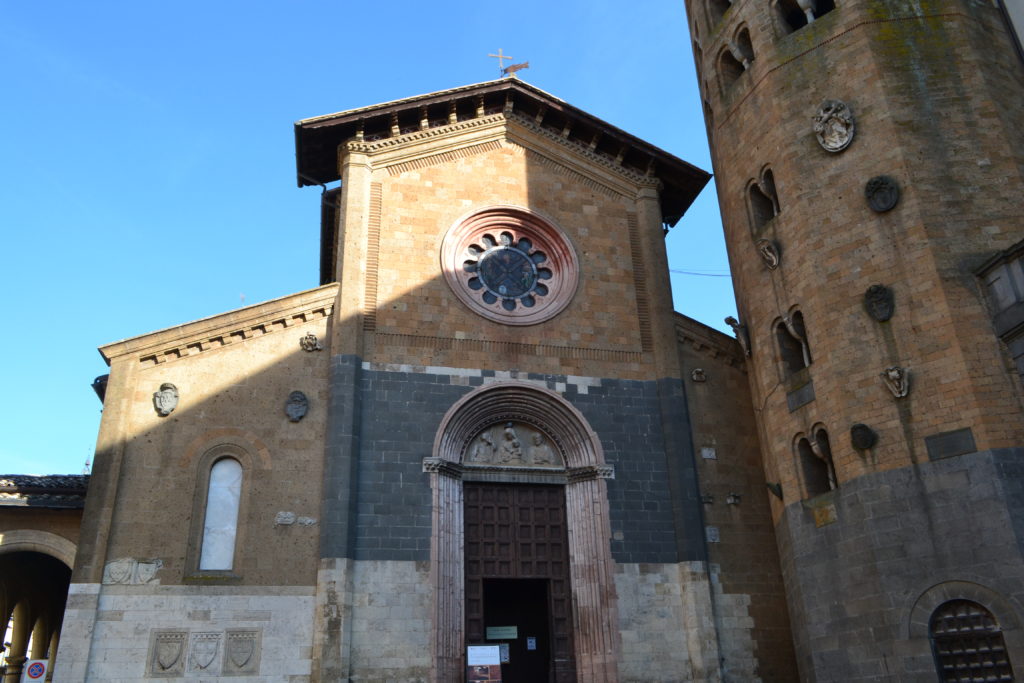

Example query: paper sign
[499,643,510,663]
[486,625,518,640]
[526,637,537,651]
[467,645,501,666]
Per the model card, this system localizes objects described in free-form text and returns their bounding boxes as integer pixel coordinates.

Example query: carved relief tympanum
[465,422,564,468]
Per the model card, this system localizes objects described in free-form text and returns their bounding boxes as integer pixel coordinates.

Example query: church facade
[24,0,1024,680]
[51,80,794,682]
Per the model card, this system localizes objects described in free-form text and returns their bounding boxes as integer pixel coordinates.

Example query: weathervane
[489,49,529,78]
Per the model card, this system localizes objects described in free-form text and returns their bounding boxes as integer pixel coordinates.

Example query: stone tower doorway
[465,483,574,682]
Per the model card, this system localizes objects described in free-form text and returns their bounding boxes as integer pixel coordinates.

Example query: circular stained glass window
[441,207,578,325]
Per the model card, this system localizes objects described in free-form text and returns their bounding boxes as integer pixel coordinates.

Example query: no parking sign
[21,660,47,681]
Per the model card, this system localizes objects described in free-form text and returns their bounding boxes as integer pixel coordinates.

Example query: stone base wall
[348,560,431,682]
[312,559,433,683]
[615,561,725,682]
[777,448,1024,682]
[54,583,315,682]
[708,565,759,682]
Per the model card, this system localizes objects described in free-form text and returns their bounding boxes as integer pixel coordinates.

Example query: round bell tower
[683,0,1024,678]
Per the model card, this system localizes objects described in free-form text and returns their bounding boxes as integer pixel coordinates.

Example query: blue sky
[1,1,735,475]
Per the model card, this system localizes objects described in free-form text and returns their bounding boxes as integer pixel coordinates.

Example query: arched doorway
[425,382,620,682]
[0,547,73,683]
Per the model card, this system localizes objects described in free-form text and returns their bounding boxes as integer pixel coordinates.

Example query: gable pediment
[295,79,709,226]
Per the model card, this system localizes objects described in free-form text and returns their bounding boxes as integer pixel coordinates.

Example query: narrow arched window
[812,428,838,491]
[707,0,730,27]
[776,311,811,375]
[775,0,836,35]
[735,27,755,66]
[720,49,745,90]
[750,183,776,231]
[930,600,1015,681]
[797,437,831,497]
[748,167,781,234]
[199,458,243,570]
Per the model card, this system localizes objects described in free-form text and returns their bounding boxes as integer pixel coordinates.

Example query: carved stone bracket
[725,316,752,356]
[756,239,781,270]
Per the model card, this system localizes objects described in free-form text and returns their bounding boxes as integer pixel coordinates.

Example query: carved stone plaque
[224,629,261,675]
[285,391,308,422]
[813,99,855,152]
[865,175,899,212]
[864,284,895,322]
[465,422,564,468]
[188,632,222,673]
[153,383,178,417]
[103,557,163,585]
[850,423,878,450]
[299,332,322,352]
[148,630,187,677]
[880,366,910,398]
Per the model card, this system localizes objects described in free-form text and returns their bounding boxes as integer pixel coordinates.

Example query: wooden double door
[464,483,576,682]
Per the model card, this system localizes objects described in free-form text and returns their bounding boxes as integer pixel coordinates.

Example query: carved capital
[422,457,463,479]
[567,464,615,483]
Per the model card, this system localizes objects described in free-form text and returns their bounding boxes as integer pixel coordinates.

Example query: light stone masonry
[53,585,314,682]
[614,562,723,682]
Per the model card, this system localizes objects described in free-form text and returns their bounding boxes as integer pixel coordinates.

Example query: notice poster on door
[467,645,502,682]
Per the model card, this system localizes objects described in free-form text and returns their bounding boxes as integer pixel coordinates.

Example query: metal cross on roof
[488,48,513,75]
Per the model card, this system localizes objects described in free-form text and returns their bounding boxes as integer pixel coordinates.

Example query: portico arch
[425,382,620,682]
[0,529,76,569]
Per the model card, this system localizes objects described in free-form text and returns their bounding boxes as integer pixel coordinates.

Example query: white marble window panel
[199,458,242,570]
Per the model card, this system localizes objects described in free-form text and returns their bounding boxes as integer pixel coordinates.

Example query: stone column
[4,602,30,683]
[426,460,464,682]
[565,471,620,682]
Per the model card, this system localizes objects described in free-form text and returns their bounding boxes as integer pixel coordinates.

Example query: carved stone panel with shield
[223,629,262,676]
[148,630,187,677]
[188,632,222,674]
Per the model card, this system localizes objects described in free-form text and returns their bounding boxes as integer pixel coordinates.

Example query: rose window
[463,232,552,311]
[442,207,578,325]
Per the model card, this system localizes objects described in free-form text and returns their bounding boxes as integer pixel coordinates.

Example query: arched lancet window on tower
[719,48,746,90]
[734,27,755,66]
[199,457,243,571]
[930,600,1015,681]
[774,0,836,35]
[775,310,811,376]
[748,167,780,234]
[811,426,838,491]
[707,0,731,28]
[796,436,831,498]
